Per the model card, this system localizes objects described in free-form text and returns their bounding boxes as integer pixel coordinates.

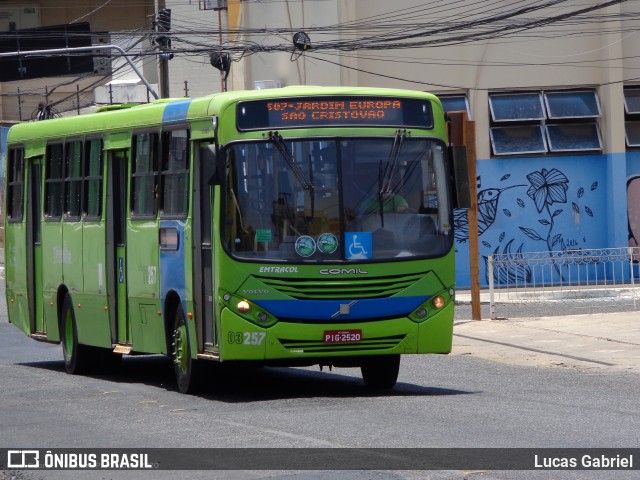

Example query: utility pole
[217,7,225,92]
[157,0,170,98]
[204,1,230,92]
[449,111,481,320]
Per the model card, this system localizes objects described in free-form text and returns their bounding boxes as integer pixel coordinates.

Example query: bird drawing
[454,184,525,242]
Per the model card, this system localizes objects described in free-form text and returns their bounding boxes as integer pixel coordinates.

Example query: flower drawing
[520,168,571,280]
[526,168,569,213]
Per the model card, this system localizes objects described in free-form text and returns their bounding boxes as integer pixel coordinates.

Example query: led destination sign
[236,96,433,131]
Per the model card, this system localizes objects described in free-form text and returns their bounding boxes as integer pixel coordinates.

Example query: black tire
[171,303,202,394]
[60,294,96,375]
[360,355,401,389]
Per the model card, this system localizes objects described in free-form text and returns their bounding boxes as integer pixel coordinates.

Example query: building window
[439,95,470,118]
[489,125,547,156]
[624,87,640,148]
[626,121,640,148]
[546,124,602,152]
[6,148,25,222]
[489,93,545,122]
[545,91,601,119]
[489,89,602,156]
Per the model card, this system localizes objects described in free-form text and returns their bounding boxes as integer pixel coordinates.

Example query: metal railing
[488,247,640,319]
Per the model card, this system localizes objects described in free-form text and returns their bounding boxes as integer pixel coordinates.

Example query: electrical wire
[5,0,640,113]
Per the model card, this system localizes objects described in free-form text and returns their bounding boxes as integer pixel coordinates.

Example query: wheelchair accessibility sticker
[345,232,372,260]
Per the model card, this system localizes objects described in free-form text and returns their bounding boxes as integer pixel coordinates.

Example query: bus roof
[7,86,441,144]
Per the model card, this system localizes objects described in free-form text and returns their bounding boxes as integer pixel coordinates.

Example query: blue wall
[455,153,629,288]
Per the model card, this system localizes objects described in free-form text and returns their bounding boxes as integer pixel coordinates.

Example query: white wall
[233,0,639,158]
[163,1,225,97]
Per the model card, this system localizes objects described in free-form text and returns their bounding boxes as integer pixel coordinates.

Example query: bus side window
[7,148,25,222]
[131,133,160,218]
[64,140,83,221]
[160,129,189,218]
[83,139,103,220]
[45,143,64,220]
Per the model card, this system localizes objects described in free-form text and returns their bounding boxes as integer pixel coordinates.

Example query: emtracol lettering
[259,266,298,273]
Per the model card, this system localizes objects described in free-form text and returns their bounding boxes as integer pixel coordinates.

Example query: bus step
[113,344,132,355]
[197,352,220,361]
[30,333,49,342]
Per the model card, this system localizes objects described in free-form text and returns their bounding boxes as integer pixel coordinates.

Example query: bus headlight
[224,293,277,327]
[415,307,428,319]
[431,295,446,310]
[237,300,251,313]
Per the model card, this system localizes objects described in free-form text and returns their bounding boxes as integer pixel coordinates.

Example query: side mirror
[202,144,221,186]
[449,145,471,209]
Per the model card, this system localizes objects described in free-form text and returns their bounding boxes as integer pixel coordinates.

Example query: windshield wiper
[379,129,406,195]
[268,131,314,190]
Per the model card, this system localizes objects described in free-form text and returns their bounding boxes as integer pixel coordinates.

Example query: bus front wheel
[60,294,94,375]
[360,355,400,389]
[171,304,202,394]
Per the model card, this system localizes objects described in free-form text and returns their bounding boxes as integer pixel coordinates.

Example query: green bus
[4,86,468,393]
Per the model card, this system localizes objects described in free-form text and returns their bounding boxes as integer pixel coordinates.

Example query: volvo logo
[331,300,357,318]
[319,268,368,275]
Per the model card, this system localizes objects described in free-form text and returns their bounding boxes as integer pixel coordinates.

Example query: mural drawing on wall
[455,167,599,286]
[627,176,640,263]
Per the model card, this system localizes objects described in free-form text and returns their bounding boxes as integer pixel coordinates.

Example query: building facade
[2,1,639,289]
[227,0,640,288]
[0,1,158,125]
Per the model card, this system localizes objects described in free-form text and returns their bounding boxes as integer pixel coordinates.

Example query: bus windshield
[223,137,452,262]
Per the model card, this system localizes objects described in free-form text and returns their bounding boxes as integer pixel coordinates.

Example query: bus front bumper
[217,302,454,362]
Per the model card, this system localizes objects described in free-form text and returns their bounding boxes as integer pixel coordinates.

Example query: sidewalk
[452,312,640,374]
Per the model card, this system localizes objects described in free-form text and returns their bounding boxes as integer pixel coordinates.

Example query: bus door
[26,157,44,334]
[194,142,217,350]
[106,150,129,346]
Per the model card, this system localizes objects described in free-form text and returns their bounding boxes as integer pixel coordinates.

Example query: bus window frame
[159,126,190,220]
[44,141,65,222]
[130,129,160,220]
[63,137,84,222]
[82,136,104,222]
[6,146,25,223]
[220,135,455,264]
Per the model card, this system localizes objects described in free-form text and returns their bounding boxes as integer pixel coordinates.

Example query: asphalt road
[0,279,639,480]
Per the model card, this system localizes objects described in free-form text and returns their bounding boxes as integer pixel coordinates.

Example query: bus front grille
[256,273,423,300]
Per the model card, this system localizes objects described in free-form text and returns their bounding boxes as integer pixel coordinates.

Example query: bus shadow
[19,356,476,401]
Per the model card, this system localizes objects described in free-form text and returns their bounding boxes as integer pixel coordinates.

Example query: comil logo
[8,450,40,468]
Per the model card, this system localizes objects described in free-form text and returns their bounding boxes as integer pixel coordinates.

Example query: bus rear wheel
[360,355,400,389]
[60,294,95,375]
[171,304,202,394]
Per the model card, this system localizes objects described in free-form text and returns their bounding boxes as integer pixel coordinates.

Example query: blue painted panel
[162,99,192,125]
[254,296,429,321]
[455,153,626,288]
[160,220,186,315]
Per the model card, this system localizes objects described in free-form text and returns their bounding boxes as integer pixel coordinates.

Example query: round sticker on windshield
[317,233,338,254]
[295,235,316,257]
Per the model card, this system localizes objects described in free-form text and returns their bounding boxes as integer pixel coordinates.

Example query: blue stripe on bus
[162,99,192,125]
[159,220,186,316]
[253,296,429,321]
